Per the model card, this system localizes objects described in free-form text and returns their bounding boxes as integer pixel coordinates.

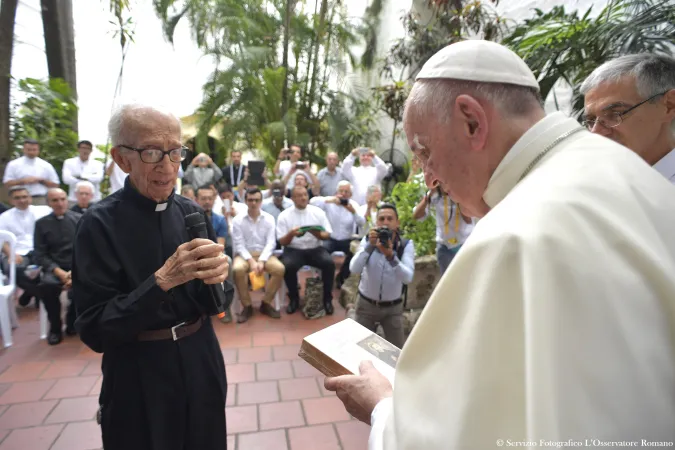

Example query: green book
[298,225,325,233]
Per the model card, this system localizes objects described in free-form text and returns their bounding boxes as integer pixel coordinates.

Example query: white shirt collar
[653,148,675,182]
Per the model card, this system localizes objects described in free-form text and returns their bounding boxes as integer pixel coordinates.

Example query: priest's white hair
[404,79,542,125]
[580,54,675,134]
[108,102,181,147]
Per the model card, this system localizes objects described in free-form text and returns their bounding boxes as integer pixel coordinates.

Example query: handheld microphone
[184,212,233,318]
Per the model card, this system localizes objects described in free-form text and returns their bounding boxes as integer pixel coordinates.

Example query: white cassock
[370,112,675,449]
[653,147,675,185]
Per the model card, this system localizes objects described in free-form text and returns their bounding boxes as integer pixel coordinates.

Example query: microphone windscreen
[184,212,205,228]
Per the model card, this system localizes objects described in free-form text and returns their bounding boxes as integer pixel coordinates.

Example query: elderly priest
[325,40,675,449]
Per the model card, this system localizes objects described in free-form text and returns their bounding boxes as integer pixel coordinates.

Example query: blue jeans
[437,244,462,276]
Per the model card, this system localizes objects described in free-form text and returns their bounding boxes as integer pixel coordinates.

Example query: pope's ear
[111,147,132,174]
[455,95,488,151]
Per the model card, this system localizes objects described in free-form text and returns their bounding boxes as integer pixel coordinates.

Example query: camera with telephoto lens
[272,188,283,198]
[375,227,392,246]
[339,197,349,206]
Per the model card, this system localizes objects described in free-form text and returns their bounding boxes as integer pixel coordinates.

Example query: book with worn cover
[298,318,400,385]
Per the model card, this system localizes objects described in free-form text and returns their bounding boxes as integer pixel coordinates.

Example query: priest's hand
[324,360,393,425]
[155,238,228,291]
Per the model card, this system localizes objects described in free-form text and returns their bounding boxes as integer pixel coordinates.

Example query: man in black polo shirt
[33,188,81,345]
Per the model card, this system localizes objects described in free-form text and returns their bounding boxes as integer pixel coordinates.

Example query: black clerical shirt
[72,177,219,353]
[33,210,81,273]
[71,204,90,214]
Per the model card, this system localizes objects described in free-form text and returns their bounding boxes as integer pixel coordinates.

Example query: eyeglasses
[119,145,188,164]
[582,91,666,130]
[246,198,261,203]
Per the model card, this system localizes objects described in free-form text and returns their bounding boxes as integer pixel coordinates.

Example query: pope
[325,40,675,449]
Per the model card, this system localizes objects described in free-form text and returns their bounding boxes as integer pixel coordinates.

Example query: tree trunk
[41,0,78,131]
[306,0,328,121]
[280,0,293,124]
[0,0,18,188]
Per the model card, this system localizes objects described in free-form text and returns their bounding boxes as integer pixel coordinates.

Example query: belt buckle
[171,322,187,341]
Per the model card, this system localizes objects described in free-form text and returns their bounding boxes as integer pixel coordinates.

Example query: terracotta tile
[228,434,236,450]
[288,424,340,450]
[221,348,238,364]
[0,400,58,429]
[45,396,99,423]
[273,345,301,361]
[226,405,258,434]
[226,364,255,384]
[335,420,370,450]
[77,346,101,359]
[279,377,321,401]
[237,381,278,405]
[220,333,252,349]
[315,377,335,397]
[39,360,87,379]
[238,429,288,450]
[44,375,99,399]
[50,421,102,450]
[0,379,56,404]
[256,361,293,381]
[259,400,304,430]
[0,429,8,443]
[89,376,103,396]
[291,360,320,378]
[302,397,350,425]
[0,362,49,382]
[0,385,10,398]
[0,424,63,450]
[252,332,285,347]
[238,346,272,364]
[81,360,102,376]
[283,331,308,345]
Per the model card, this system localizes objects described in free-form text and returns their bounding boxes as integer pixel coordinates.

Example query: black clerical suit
[33,210,81,335]
[70,204,90,215]
[72,178,228,450]
[221,164,246,200]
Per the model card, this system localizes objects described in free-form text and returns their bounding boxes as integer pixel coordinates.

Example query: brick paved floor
[0,274,369,449]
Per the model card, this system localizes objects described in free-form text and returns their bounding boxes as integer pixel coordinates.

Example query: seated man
[349,203,415,348]
[0,186,51,306]
[70,180,95,214]
[277,185,335,315]
[231,188,284,322]
[310,180,364,288]
[34,189,80,345]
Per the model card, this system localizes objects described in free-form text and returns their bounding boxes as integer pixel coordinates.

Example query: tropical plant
[388,179,436,256]
[152,0,364,165]
[503,0,675,117]
[11,78,78,186]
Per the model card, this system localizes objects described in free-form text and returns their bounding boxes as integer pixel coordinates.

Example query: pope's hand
[155,239,228,291]
[324,360,393,425]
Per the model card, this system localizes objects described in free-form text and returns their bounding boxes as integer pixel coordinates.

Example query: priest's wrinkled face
[112,108,182,203]
[583,77,675,164]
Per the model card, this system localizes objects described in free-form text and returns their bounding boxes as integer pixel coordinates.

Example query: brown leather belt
[137,316,205,342]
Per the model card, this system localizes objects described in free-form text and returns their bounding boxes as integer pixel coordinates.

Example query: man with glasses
[581,54,675,184]
[231,188,283,322]
[72,104,230,450]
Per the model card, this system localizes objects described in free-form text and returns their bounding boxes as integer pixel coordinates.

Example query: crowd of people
[0,121,476,347]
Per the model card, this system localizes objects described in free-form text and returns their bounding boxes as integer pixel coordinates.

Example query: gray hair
[337,180,352,190]
[404,79,542,125]
[580,54,675,98]
[366,185,381,195]
[108,103,181,147]
[75,180,95,193]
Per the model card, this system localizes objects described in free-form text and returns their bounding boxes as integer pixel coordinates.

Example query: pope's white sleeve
[369,397,394,450]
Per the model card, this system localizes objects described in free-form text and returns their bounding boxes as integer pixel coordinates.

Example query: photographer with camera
[262,180,293,223]
[309,180,365,288]
[349,203,414,348]
[184,152,222,188]
[274,145,313,190]
[342,147,388,205]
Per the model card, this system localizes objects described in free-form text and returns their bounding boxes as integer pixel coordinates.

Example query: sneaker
[237,306,253,324]
[260,302,281,319]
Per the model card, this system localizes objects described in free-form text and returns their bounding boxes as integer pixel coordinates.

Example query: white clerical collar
[155,203,168,212]
[484,112,582,209]
[653,147,675,181]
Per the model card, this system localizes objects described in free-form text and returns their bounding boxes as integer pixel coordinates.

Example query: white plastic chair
[0,231,17,347]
